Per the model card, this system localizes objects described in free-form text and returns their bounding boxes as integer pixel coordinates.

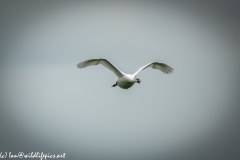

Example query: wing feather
[133,62,173,76]
[77,59,123,78]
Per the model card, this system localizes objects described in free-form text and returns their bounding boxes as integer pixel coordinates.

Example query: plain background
[0,1,240,160]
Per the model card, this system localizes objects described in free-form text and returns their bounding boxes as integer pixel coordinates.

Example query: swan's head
[136,78,141,84]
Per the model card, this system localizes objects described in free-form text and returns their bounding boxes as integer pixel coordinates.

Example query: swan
[77,58,173,89]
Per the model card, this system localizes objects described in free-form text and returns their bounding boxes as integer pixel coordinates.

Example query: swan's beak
[136,79,141,84]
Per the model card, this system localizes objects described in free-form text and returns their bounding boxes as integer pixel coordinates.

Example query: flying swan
[77,58,173,89]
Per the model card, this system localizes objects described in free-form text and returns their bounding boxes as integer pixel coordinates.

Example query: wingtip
[76,63,81,69]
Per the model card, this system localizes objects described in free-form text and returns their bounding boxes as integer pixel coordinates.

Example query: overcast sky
[0,1,240,160]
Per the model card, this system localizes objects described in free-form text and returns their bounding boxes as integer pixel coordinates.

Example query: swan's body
[77,58,173,89]
[116,74,136,89]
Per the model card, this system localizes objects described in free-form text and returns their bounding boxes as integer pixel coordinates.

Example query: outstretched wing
[77,58,124,78]
[133,62,173,76]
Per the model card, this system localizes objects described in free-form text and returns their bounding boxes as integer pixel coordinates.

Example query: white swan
[77,58,173,89]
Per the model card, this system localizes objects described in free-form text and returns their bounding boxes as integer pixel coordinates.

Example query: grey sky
[0,1,240,160]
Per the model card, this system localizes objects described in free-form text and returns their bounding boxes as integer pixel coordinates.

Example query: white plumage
[77,58,173,89]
